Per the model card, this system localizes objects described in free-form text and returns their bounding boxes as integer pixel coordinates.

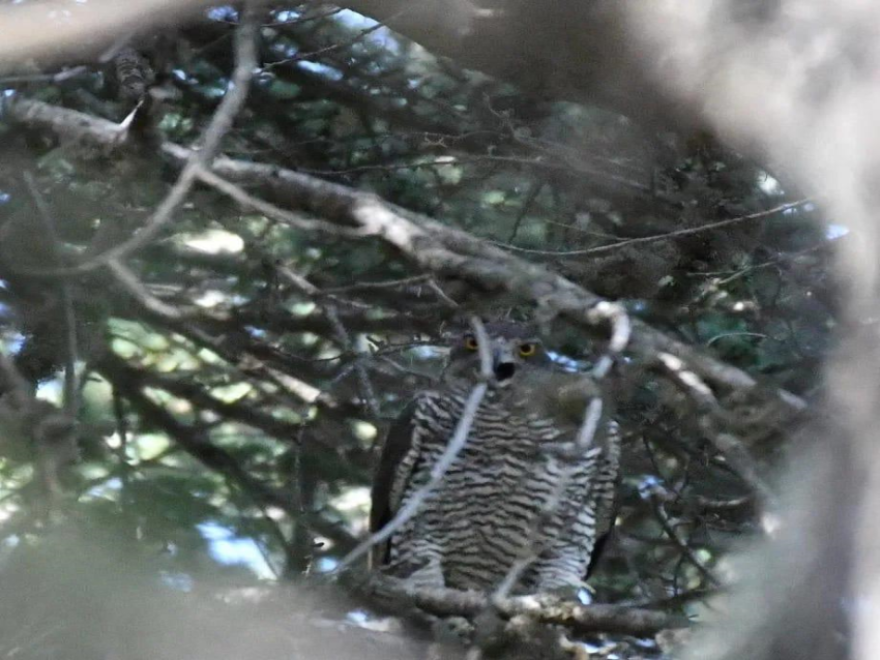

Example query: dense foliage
[0,2,839,656]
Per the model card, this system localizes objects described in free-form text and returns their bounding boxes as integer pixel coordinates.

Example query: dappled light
[0,1,877,658]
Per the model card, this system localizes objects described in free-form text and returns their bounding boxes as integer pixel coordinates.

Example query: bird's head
[445,321,549,387]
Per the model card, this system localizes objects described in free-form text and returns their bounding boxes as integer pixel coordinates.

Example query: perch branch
[363,574,681,637]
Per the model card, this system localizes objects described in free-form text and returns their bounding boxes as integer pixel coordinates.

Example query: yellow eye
[519,343,537,357]
[464,336,479,351]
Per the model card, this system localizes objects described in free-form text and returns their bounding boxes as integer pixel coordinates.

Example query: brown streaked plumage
[370,322,620,593]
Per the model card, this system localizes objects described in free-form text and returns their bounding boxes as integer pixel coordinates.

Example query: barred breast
[387,385,611,593]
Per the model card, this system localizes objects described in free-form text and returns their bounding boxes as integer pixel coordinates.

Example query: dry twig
[333,317,493,574]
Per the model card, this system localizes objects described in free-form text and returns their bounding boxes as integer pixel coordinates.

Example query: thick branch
[363,574,680,637]
[6,98,806,431]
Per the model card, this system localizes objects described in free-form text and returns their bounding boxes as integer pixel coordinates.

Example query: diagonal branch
[332,317,493,574]
[101,359,360,553]
[5,97,806,431]
[15,6,261,275]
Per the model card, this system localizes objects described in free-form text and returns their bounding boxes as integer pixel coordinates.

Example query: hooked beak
[492,346,517,382]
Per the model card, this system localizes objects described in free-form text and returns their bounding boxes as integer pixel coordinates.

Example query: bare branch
[193,165,367,238]
[275,263,381,417]
[22,172,79,417]
[648,491,720,587]
[18,7,261,275]
[362,574,681,637]
[492,200,811,258]
[5,97,806,430]
[333,317,492,574]
[108,258,185,320]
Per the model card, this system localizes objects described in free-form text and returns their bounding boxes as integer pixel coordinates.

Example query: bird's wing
[369,398,422,567]
[586,420,622,577]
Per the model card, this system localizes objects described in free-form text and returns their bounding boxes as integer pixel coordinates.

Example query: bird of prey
[370,322,620,594]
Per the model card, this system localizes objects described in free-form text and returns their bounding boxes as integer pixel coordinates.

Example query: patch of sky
[180,228,244,254]
[86,477,121,499]
[346,609,370,625]
[3,89,16,98]
[171,69,189,83]
[582,640,613,654]
[197,521,275,579]
[0,191,10,204]
[36,379,62,405]
[826,223,849,240]
[334,9,378,30]
[275,10,302,23]
[330,486,371,514]
[159,570,194,592]
[333,9,400,54]
[413,345,444,359]
[637,474,663,499]
[270,42,298,59]
[297,60,343,81]
[546,350,583,373]
[757,172,782,195]
[626,300,647,314]
[316,556,338,574]
[0,330,19,355]
[207,6,237,22]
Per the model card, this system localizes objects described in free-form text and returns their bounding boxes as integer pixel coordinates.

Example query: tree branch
[5,97,806,433]
[362,574,681,637]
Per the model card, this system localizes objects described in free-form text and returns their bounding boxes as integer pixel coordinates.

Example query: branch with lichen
[359,573,682,637]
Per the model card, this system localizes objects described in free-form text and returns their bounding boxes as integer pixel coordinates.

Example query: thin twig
[275,264,381,417]
[332,317,492,575]
[108,258,185,319]
[648,492,720,587]
[320,274,431,295]
[22,172,79,416]
[265,8,403,70]
[507,179,544,242]
[491,200,811,257]
[492,304,630,599]
[27,7,261,276]
[588,300,632,379]
[0,65,88,86]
